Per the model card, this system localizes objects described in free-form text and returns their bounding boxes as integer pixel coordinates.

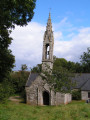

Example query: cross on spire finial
[49,8,51,13]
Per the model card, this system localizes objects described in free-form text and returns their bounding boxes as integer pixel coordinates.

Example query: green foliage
[81,47,90,64]
[0,0,36,28]
[0,78,14,103]
[0,49,15,83]
[31,58,77,93]
[80,47,90,72]
[53,58,68,71]
[0,101,90,120]
[10,71,29,94]
[31,52,90,75]
[21,64,28,71]
[31,64,42,73]
[0,0,36,102]
[42,66,75,93]
[74,62,83,73]
[9,64,29,101]
[53,57,83,73]
[0,84,9,102]
[0,0,36,82]
[20,89,26,103]
[0,64,29,102]
[72,90,81,100]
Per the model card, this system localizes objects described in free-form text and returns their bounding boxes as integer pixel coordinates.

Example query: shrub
[21,89,26,103]
[0,80,14,103]
[72,89,81,100]
[10,71,29,94]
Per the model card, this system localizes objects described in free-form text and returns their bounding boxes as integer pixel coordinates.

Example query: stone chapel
[25,13,72,105]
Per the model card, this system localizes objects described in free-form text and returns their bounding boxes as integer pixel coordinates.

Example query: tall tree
[31,64,42,73]
[41,58,75,93]
[21,64,28,71]
[80,47,90,72]
[41,65,75,93]
[0,0,36,82]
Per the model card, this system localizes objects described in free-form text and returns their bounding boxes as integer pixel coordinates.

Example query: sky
[10,0,90,70]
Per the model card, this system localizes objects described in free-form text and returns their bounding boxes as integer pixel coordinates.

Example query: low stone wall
[81,91,90,100]
[65,93,72,104]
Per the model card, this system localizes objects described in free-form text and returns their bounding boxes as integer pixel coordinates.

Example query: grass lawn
[0,100,90,120]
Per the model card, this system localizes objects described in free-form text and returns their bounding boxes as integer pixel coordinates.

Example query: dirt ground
[9,96,23,102]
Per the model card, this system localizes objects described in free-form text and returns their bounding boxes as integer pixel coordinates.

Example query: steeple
[46,12,52,32]
[42,13,54,71]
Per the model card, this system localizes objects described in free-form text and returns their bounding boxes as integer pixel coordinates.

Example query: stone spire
[46,12,52,32]
[42,13,54,72]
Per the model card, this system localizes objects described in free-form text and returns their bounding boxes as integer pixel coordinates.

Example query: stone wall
[56,92,65,105]
[65,93,72,104]
[81,91,90,100]
[25,75,72,105]
[26,76,44,105]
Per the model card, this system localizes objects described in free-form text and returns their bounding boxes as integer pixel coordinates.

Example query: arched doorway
[43,91,50,105]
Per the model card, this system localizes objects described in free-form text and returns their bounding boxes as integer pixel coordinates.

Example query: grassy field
[0,100,90,120]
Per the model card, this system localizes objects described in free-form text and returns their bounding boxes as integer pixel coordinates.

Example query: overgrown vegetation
[0,0,36,102]
[80,47,90,72]
[72,89,81,100]
[0,79,14,103]
[0,100,90,120]
[31,48,90,93]
[0,47,89,102]
[0,64,29,102]
[41,66,74,93]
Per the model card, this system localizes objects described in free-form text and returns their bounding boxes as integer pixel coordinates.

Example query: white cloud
[53,17,73,32]
[10,22,90,70]
[10,22,45,69]
[67,33,75,38]
[54,27,90,62]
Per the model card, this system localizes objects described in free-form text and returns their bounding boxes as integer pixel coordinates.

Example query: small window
[45,44,50,59]
[88,92,90,98]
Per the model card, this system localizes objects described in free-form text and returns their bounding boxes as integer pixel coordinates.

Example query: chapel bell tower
[42,13,54,71]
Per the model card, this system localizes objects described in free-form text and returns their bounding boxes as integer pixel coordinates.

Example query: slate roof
[26,73,90,91]
[81,79,90,91]
[72,73,90,90]
[25,73,39,87]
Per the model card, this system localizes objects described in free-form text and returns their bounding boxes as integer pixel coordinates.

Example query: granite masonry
[25,13,90,105]
[25,13,72,105]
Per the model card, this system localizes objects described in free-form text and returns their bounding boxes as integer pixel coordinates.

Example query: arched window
[45,44,50,59]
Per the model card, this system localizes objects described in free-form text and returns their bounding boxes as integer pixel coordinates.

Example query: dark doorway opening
[43,91,50,105]
[88,92,90,98]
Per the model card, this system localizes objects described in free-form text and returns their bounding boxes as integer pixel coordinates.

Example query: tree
[53,57,84,73]
[21,64,28,71]
[53,58,68,71]
[9,64,29,101]
[72,89,81,100]
[80,47,90,72]
[0,0,36,82]
[74,62,83,73]
[53,58,75,73]
[0,0,36,102]
[41,58,75,93]
[31,58,77,93]
[42,66,75,93]
[31,64,42,73]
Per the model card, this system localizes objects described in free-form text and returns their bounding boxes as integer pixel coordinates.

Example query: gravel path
[9,96,22,102]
